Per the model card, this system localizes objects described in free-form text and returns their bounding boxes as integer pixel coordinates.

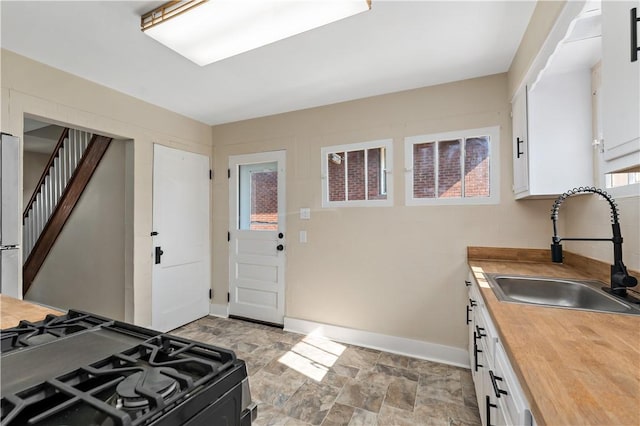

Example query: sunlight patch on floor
[278,335,346,381]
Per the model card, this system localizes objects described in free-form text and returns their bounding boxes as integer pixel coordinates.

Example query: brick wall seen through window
[406,127,498,205]
[322,139,393,207]
[250,171,278,230]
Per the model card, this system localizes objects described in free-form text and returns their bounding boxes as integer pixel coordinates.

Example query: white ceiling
[1,1,536,126]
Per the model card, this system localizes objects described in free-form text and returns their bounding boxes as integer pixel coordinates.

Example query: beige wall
[1,49,213,326]
[22,151,49,210]
[212,73,553,349]
[25,141,129,319]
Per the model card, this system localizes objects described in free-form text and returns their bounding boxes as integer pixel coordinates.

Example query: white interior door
[152,144,210,332]
[1,134,21,298]
[229,151,286,325]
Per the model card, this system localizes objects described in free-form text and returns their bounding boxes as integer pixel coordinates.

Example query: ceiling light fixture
[141,0,372,66]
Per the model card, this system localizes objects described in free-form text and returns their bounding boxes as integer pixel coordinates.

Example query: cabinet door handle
[469,298,477,307]
[466,306,472,324]
[465,280,471,287]
[516,137,524,158]
[474,339,483,371]
[490,370,508,398]
[486,396,498,426]
[632,7,639,62]
[476,325,486,339]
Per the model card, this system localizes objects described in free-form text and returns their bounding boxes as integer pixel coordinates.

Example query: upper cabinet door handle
[516,137,524,159]
[632,7,639,62]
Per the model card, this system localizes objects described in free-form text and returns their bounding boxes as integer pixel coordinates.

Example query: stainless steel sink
[484,274,640,315]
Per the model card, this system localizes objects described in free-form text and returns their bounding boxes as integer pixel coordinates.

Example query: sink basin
[484,274,640,315]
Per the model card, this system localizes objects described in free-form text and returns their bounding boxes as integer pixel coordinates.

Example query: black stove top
[1,310,255,426]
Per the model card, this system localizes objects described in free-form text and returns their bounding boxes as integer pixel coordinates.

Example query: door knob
[278,232,284,239]
[276,244,284,251]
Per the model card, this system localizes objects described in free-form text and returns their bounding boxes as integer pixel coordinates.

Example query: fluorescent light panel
[142,0,371,66]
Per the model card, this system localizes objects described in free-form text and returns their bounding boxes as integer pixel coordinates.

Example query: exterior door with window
[229,151,286,325]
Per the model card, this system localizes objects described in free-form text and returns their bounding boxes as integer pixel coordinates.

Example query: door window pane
[239,162,278,230]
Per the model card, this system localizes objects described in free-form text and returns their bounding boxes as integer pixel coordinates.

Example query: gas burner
[115,367,179,410]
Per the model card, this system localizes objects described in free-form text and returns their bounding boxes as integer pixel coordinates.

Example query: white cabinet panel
[512,87,529,195]
[601,0,640,167]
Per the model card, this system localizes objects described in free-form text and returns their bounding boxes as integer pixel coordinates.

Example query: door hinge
[227,292,230,303]
[209,169,213,180]
[227,231,230,242]
[209,289,212,299]
[228,168,231,178]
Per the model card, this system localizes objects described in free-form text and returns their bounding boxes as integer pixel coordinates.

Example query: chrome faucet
[550,187,638,297]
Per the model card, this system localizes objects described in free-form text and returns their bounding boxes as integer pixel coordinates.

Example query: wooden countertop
[468,248,640,426]
[0,294,65,328]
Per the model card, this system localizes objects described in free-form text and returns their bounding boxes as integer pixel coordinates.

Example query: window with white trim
[321,139,393,207]
[404,126,499,205]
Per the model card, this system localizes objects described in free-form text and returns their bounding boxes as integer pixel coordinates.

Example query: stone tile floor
[172,317,481,426]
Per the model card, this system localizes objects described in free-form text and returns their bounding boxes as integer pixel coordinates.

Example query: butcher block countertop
[468,247,640,426]
[0,294,64,329]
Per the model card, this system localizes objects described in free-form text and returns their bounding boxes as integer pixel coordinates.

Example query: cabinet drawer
[478,305,498,364]
[494,342,533,426]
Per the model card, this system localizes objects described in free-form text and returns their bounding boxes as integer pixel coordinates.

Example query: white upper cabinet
[511,2,597,199]
[601,0,640,171]
[511,87,529,195]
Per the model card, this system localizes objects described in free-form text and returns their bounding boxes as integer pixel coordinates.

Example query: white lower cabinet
[467,272,535,426]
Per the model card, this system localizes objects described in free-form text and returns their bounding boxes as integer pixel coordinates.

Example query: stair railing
[22,128,93,259]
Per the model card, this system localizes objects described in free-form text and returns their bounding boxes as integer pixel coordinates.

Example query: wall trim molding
[283,317,470,369]
[209,303,229,318]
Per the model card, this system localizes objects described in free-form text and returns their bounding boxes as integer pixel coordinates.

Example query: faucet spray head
[551,241,563,263]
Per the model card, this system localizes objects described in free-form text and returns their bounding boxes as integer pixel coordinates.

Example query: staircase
[22,128,113,295]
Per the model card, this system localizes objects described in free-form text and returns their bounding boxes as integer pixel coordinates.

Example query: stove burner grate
[1,332,239,425]
[1,311,112,353]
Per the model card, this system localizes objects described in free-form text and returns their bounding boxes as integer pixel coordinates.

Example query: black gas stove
[0,310,257,425]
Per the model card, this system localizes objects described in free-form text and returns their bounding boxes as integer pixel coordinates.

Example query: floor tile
[371,363,420,382]
[250,369,308,408]
[384,377,418,411]
[417,369,464,406]
[335,378,387,413]
[378,352,412,369]
[347,408,377,426]
[335,346,380,370]
[284,381,341,425]
[321,403,355,426]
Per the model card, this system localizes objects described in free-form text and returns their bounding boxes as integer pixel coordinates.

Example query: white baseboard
[209,303,229,318]
[284,317,470,369]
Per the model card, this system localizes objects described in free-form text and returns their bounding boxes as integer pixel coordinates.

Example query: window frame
[321,138,393,208]
[404,126,500,206]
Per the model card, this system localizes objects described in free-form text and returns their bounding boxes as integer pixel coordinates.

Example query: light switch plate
[299,230,307,243]
[300,208,311,220]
